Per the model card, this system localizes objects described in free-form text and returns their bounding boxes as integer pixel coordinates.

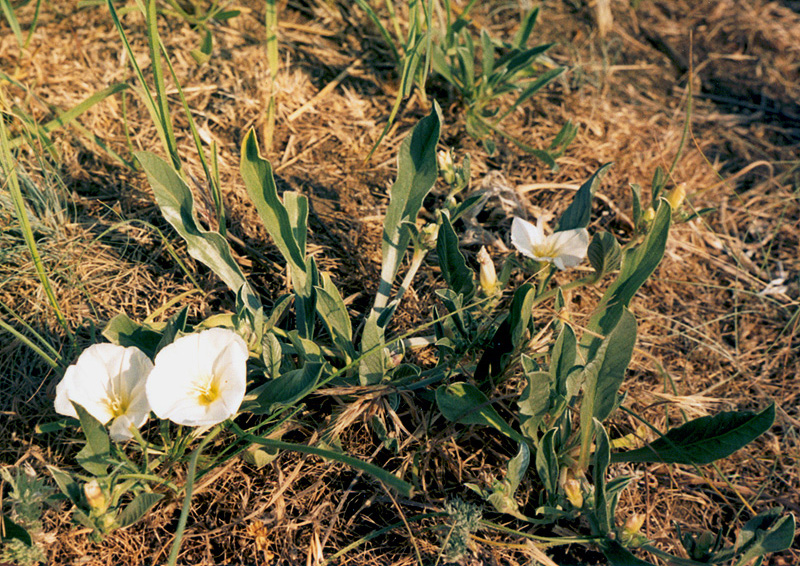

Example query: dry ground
[1,0,798,564]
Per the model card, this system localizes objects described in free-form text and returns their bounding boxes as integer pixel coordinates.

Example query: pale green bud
[477,247,498,296]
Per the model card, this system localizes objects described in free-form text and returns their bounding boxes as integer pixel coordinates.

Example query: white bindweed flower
[146,328,248,427]
[55,344,153,441]
[511,216,590,270]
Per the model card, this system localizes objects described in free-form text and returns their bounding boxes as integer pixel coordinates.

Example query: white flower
[146,328,248,427]
[54,344,153,441]
[511,217,589,270]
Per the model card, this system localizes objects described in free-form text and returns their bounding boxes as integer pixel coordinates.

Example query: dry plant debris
[1,0,798,564]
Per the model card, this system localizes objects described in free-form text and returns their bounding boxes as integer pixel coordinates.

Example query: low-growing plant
[355,1,572,165]
[37,99,795,564]
[0,465,53,566]
[431,3,577,165]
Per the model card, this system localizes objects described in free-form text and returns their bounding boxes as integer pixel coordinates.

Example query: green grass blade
[0,0,24,47]
[158,40,223,232]
[0,318,61,369]
[106,0,178,169]
[8,83,129,147]
[0,101,73,343]
[144,0,180,170]
[231,424,414,497]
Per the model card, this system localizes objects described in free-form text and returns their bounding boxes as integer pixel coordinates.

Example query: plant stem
[166,425,222,566]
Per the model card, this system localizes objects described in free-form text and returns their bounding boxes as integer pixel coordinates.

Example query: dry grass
[1,0,798,564]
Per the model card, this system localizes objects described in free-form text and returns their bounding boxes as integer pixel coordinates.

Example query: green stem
[166,425,223,566]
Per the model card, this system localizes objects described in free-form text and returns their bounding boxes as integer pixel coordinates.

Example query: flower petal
[146,328,249,427]
[511,217,543,259]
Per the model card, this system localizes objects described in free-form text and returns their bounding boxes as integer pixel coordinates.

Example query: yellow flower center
[194,375,221,406]
[531,240,559,259]
[106,396,128,419]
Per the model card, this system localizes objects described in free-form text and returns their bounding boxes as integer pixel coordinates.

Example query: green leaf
[376,102,441,305]
[47,465,82,504]
[116,493,164,529]
[2,515,31,545]
[252,363,324,414]
[233,426,414,497]
[556,163,612,231]
[260,331,283,379]
[315,272,354,360]
[630,183,642,229]
[190,29,213,65]
[136,152,260,312]
[239,130,306,274]
[451,191,483,223]
[733,508,795,566]
[535,428,558,494]
[518,357,551,439]
[154,306,188,354]
[582,309,637,422]
[359,315,389,386]
[593,420,612,534]
[611,403,775,465]
[587,231,621,281]
[506,442,530,495]
[73,403,111,476]
[436,382,527,444]
[0,0,24,47]
[550,324,577,396]
[102,313,162,358]
[579,309,637,467]
[584,200,671,359]
[513,7,539,48]
[436,212,475,298]
[475,283,535,382]
[600,540,657,566]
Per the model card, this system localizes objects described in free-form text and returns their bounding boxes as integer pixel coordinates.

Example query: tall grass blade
[106,0,179,169]
[0,97,73,344]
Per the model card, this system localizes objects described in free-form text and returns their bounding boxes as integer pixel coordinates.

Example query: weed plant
[0,1,796,565]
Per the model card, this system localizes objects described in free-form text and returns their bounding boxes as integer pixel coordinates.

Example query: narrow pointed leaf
[556,163,612,231]
[436,382,527,444]
[437,212,475,298]
[611,403,775,465]
[116,493,164,529]
[136,152,260,312]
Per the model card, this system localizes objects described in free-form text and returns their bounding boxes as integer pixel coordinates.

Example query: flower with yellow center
[511,217,589,270]
[145,328,248,427]
[54,344,153,441]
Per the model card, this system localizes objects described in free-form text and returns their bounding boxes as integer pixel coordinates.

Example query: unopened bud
[642,207,655,222]
[437,150,456,185]
[420,223,439,250]
[84,480,107,513]
[666,183,686,210]
[563,478,583,509]
[477,246,498,296]
[623,513,645,536]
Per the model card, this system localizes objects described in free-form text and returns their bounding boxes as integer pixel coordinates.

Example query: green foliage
[436,212,475,298]
[435,382,526,444]
[1,466,51,566]
[441,498,482,562]
[431,5,573,163]
[611,404,775,465]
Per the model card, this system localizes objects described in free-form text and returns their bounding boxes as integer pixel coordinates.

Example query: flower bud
[84,480,107,513]
[623,513,645,537]
[642,207,655,222]
[666,183,686,210]
[476,247,498,296]
[437,150,456,185]
[563,478,583,508]
[419,222,439,250]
